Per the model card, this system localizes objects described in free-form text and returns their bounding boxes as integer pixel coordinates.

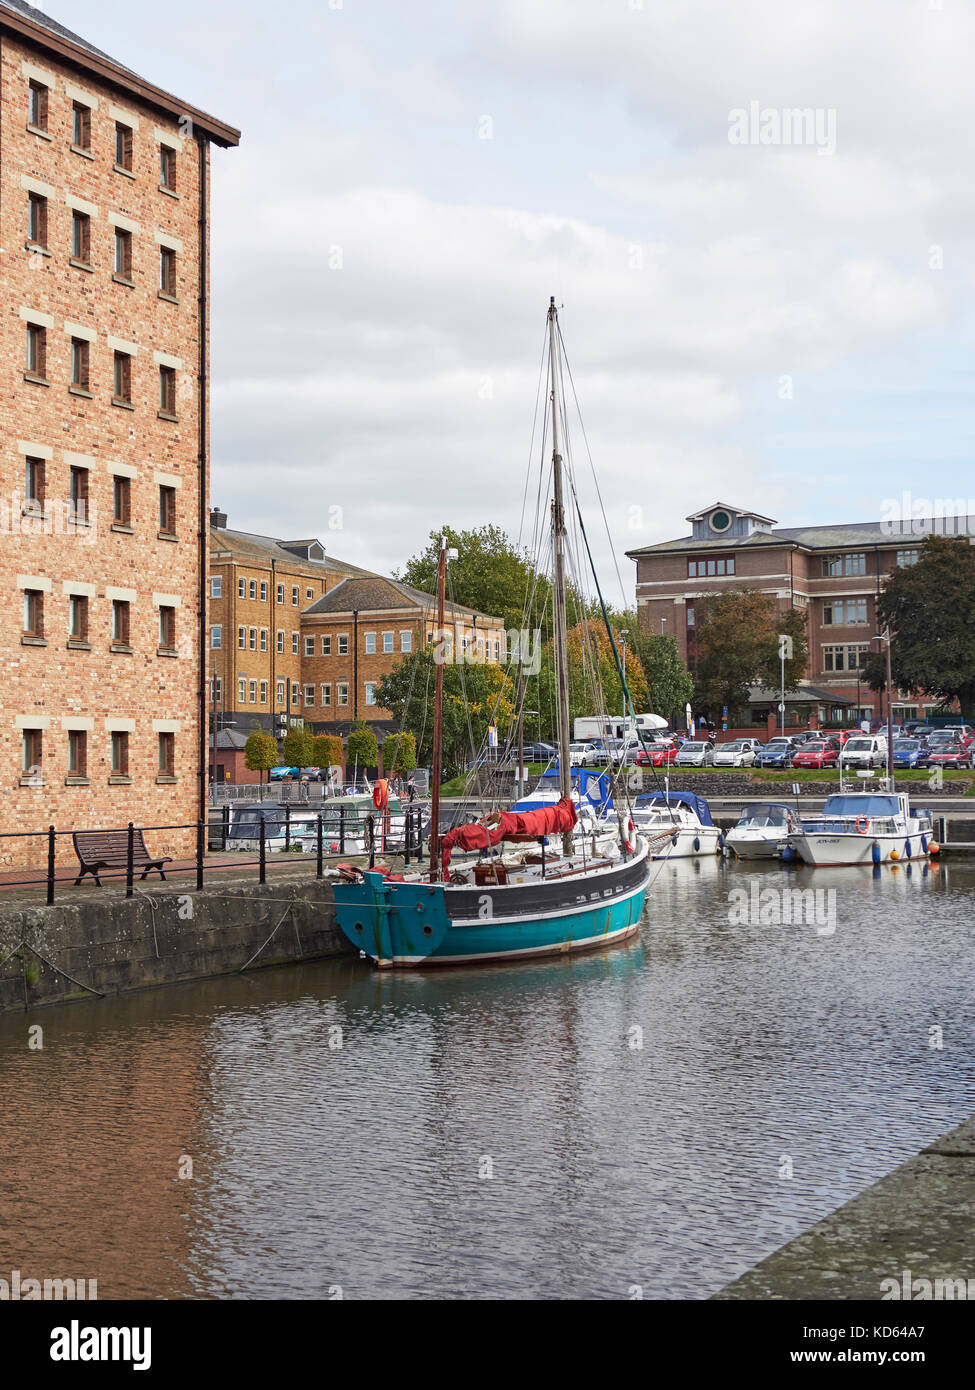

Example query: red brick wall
[0,37,215,865]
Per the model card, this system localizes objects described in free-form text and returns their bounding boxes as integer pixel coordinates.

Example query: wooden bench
[72,829,172,886]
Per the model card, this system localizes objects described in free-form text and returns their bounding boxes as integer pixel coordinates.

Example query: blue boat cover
[634,789,715,826]
[537,768,614,814]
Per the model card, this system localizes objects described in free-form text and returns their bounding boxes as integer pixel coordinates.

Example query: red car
[790,741,839,769]
[636,742,678,768]
[927,744,973,770]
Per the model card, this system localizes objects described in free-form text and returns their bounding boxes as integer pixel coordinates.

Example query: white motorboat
[786,790,934,867]
[725,802,799,859]
[631,791,722,858]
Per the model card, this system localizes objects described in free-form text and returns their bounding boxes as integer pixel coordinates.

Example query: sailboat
[332,298,652,967]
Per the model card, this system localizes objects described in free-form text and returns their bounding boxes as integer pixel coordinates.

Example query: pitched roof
[210,525,374,579]
[748,684,852,705]
[304,575,502,625]
[0,0,240,146]
[627,515,975,557]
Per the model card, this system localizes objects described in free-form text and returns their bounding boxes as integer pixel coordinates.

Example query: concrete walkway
[715,1115,975,1299]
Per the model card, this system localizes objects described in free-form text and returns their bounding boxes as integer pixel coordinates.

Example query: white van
[839,736,887,769]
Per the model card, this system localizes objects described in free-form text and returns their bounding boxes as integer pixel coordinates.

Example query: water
[1,856,973,1300]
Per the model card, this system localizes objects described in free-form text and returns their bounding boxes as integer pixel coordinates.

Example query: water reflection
[0,859,973,1299]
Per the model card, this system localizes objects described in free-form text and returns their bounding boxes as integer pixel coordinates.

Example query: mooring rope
[238,900,297,973]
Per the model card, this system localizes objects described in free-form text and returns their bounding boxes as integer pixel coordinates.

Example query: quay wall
[0,874,348,1015]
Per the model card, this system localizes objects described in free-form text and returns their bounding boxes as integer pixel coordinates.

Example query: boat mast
[548,297,574,855]
[429,536,448,880]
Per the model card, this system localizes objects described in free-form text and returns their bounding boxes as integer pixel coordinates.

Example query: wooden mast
[429,536,448,879]
[548,297,574,855]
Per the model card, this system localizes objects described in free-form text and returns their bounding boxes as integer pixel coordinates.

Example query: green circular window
[710,509,732,532]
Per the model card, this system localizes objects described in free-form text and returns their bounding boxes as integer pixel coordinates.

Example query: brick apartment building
[0,0,238,862]
[208,512,505,766]
[627,502,969,728]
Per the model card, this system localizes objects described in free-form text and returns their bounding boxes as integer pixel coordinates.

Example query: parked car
[756,738,801,768]
[567,741,597,767]
[892,738,931,770]
[674,741,714,768]
[269,765,300,781]
[839,736,887,769]
[712,739,762,768]
[635,741,679,768]
[929,725,974,748]
[926,743,972,770]
[519,741,558,764]
[791,740,839,769]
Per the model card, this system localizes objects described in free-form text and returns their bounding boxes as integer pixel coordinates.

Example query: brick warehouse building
[627,502,973,728]
[0,0,238,864]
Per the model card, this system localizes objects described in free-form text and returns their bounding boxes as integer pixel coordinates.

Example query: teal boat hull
[333,841,650,969]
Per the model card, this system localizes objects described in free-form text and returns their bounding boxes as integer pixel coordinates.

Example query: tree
[396,524,549,633]
[377,648,515,777]
[692,590,808,720]
[311,734,343,770]
[611,613,694,723]
[244,730,278,784]
[862,535,975,715]
[281,725,314,773]
[347,723,379,773]
[383,731,417,776]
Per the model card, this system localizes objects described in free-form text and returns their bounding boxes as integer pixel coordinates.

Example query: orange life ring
[856,816,869,834]
[372,778,390,810]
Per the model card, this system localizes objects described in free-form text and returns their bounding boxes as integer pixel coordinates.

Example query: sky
[34,0,975,609]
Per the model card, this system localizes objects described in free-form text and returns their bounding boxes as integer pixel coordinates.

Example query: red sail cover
[440,796,578,871]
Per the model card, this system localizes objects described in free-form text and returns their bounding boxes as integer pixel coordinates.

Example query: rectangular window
[686,605,696,628]
[401,631,412,653]
[113,351,131,403]
[113,228,133,281]
[159,485,176,536]
[159,365,177,417]
[238,676,247,703]
[26,323,46,378]
[23,588,43,637]
[291,586,299,606]
[111,600,130,645]
[211,575,222,599]
[159,246,177,297]
[276,679,286,705]
[291,685,300,707]
[322,635,331,656]
[897,549,919,568]
[211,625,222,648]
[25,456,45,511]
[112,475,131,525]
[71,102,91,151]
[304,636,314,656]
[238,577,246,599]
[115,122,133,171]
[157,732,175,776]
[249,627,257,650]
[291,632,299,655]
[28,192,48,248]
[213,677,223,705]
[306,587,314,601]
[249,680,257,703]
[276,629,284,654]
[260,628,268,652]
[67,730,88,777]
[304,685,315,707]
[321,683,331,707]
[365,632,376,654]
[365,682,376,706]
[28,80,48,132]
[70,338,90,391]
[69,467,89,523]
[822,552,867,577]
[338,635,348,656]
[238,626,246,650]
[159,143,176,191]
[22,729,42,776]
[337,682,349,706]
[276,583,284,604]
[158,605,176,650]
[111,731,129,775]
[260,581,268,602]
[259,680,268,705]
[823,645,844,672]
[382,631,394,653]
[248,579,257,600]
[68,595,88,641]
[848,645,869,671]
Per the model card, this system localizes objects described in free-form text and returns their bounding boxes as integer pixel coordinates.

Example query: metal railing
[0,807,430,906]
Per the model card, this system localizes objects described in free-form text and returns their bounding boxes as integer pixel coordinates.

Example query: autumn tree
[692,590,808,720]
[383,731,417,776]
[346,723,379,774]
[244,730,278,784]
[311,734,343,769]
[610,612,694,723]
[281,725,314,774]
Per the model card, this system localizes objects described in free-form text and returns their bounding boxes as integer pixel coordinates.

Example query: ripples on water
[0,857,973,1299]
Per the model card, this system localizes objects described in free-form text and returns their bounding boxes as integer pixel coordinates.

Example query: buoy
[693,836,701,852]
[904,840,911,859]
[871,843,882,864]
[929,841,940,855]
[890,849,899,861]
[781,845,796,862]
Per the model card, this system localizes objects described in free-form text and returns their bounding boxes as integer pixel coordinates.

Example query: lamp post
[620,629,629,722]
[873,629,894,784]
